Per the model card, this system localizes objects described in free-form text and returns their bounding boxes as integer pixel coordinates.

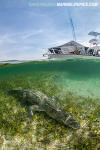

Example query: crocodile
[7,89,80,129]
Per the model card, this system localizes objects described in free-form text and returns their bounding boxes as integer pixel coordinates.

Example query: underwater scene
[0,59,100,149]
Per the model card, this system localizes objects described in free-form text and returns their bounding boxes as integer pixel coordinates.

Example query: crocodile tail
[7,90,24,95]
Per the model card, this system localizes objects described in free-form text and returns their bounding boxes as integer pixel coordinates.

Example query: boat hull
[47,54,100,60]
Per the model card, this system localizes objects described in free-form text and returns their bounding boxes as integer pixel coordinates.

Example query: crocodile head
[64,117,80,129]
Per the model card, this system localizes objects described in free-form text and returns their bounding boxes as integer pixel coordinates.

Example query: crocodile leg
[28,105,44,122]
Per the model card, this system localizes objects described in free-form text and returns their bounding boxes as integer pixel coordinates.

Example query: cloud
[20,30,43,39]
[0,28,48,60]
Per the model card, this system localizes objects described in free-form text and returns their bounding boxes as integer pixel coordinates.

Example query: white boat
[43,32,100,60]
[43,40,88,60]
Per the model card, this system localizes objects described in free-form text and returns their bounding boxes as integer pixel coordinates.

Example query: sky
[0,0,100,60]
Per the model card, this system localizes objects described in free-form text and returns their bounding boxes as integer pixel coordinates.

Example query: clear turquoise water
[0,59,100,98]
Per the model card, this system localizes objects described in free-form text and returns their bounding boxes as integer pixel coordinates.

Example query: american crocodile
[7,89,80,129]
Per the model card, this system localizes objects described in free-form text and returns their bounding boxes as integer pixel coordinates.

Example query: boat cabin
[48,41,86,55]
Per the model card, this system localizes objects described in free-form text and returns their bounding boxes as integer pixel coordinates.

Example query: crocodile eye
[23,92,26,99]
